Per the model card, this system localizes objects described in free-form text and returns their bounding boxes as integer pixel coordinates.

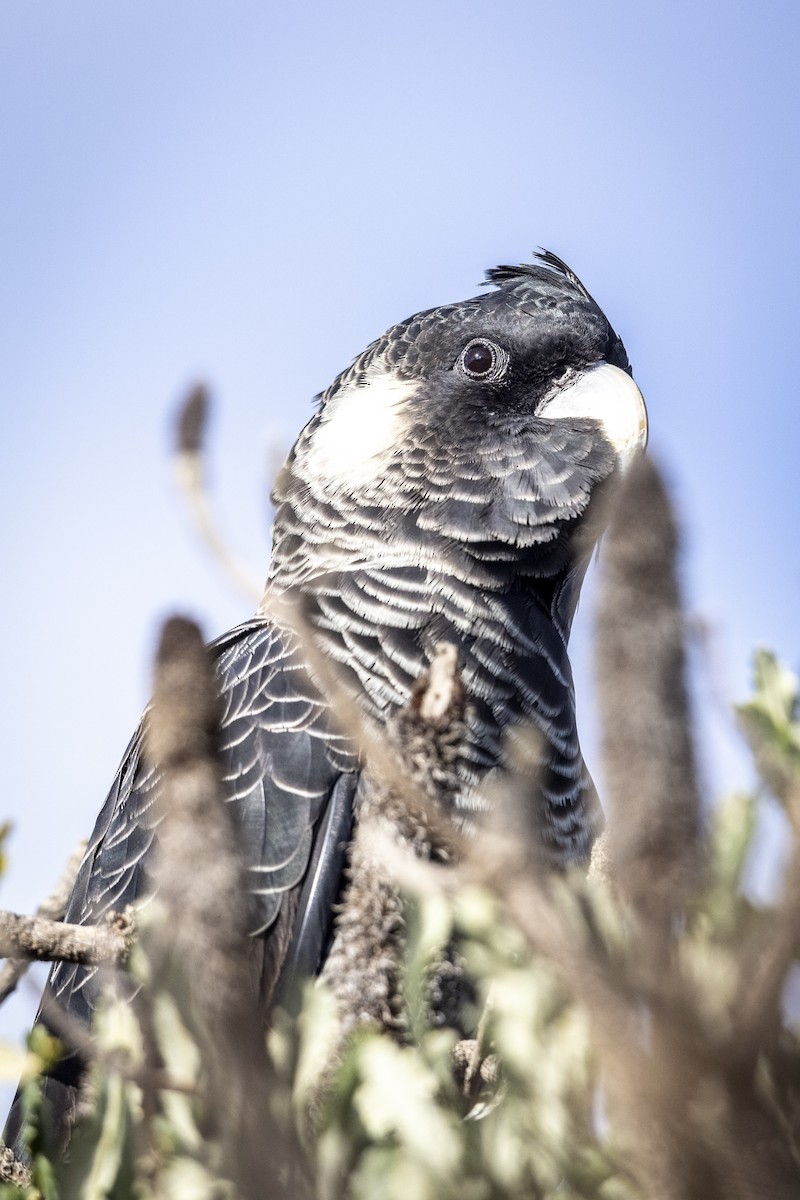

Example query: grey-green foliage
[5,651,800,1200]
[300,651,800,1200]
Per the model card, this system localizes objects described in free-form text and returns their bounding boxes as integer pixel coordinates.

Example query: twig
[0,838,87,1004]
[269,595,468,858]
[173,384,262,604]
[0,909,132,969]
[463,989,494,1094]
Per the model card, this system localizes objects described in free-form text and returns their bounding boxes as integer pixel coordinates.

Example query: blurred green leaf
[698,790,757,940]
[152,992,200,1082]
[59,1074,136,1200]
[24,1028,63,1084]
[751,650,800,735]
[354,1038,461,1177]
[738,650,800,803]
[294,979,340,1115]
[0,1045,41,1085]
[152,1156,235,1200]
[0,822,11,878]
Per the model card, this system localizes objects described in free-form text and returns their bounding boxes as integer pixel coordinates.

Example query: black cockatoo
[4,250,646,1151]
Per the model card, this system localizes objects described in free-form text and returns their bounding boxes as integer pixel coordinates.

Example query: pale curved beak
[538,362,648,470]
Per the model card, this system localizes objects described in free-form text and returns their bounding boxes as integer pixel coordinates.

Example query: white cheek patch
[538,362,648,470]
[305,367,418,487]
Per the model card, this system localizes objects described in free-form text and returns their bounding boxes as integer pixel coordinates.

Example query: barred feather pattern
[267,410,616,864]
[48,620,354,1023]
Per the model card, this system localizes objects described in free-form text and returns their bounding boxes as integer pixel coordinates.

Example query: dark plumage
[4,250,646,1151]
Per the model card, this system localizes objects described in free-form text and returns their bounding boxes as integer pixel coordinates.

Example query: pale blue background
[1,1,799,1086]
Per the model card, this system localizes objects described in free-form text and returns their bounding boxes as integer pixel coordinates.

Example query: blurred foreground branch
[140,615,309,1200]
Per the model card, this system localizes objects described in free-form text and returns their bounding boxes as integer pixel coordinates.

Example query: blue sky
[1,1,799,1073]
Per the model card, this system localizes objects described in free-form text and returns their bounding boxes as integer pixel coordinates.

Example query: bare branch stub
[172,384,261,603]
[320,642,466,1061]
[143,615,307,1200]
[595,456,702,929]
[175,382,209,456]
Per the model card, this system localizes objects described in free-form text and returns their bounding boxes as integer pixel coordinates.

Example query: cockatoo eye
[457,339,509,382]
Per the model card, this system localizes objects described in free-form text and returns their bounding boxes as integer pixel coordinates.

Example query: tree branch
[0,908,132,969]
[0,838,87,1004]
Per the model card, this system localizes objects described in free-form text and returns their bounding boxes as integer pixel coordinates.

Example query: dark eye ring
[457,338,509,383]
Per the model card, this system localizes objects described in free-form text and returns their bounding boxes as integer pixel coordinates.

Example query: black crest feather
[485,249,593,301]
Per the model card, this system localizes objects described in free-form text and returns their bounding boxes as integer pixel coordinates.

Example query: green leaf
[152,993,200,1082]
[353,1039,462,1177]
[698,790,758,939]
[26,1029,62,1074]
[751,650,800,733]
[0,1044,41,1084]
[708,791,757,896]
[294,980,340,1113]
[0,822,12,877]
[59,1074,136,1200]
[154,1156,235,1200]
[738,650,800,804]
[404,891,453,1039]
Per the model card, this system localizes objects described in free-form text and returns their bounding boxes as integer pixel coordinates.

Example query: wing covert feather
[51,617,350,1017]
